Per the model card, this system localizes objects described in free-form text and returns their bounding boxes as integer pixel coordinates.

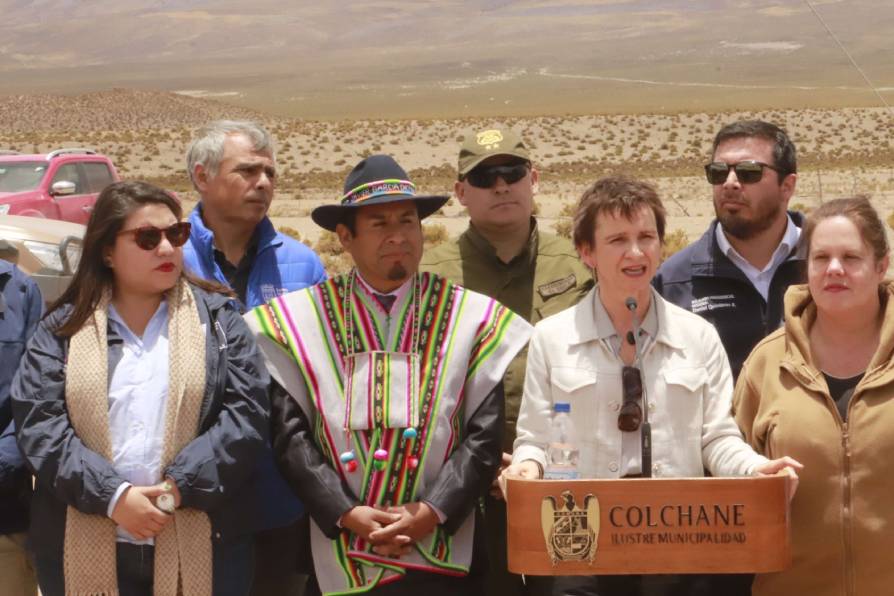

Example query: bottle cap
[554,402,571,413]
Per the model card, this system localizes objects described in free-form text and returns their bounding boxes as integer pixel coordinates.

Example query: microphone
[625,298,638,344]
[625,296,652,478]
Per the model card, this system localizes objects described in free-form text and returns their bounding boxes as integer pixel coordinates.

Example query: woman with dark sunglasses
[11,181,269,596]
[504,176,800,596]
[734,197,894,596]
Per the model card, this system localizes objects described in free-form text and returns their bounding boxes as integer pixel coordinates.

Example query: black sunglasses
[118,222,191,251]
[464,162,529,188]
[618,365,643,432]
[704,160,780,185]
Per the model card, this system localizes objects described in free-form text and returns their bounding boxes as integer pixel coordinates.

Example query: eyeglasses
[704,160,780,185]
[117,222,191,250]
[464,162,529,188]
[618,365,643,432]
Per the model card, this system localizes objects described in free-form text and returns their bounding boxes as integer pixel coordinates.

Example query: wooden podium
[506,476,791,575]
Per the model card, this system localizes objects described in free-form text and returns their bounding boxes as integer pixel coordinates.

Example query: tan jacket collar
[781,281,894,391]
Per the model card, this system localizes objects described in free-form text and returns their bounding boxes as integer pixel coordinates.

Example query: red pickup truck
[0,148,120,224]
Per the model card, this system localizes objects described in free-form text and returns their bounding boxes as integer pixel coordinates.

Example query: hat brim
[459,150,531,177]
[311,193,450,232]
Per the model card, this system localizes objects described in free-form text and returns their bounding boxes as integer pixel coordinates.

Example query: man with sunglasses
[421,127,591,596]
[183,120,326,596]
[654,122,804,595]
[654,120,804,382]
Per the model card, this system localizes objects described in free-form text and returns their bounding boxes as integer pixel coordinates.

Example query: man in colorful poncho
[246,155,532,595]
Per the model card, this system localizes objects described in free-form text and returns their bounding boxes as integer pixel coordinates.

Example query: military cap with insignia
[458,127,531,177]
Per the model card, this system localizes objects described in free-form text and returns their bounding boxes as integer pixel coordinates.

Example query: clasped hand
[339,501,439,558]
[110,478,181,540]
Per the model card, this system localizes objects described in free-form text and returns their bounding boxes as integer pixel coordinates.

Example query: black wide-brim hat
[311,154,450,232]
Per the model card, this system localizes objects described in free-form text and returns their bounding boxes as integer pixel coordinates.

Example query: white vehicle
[0,214,83,303]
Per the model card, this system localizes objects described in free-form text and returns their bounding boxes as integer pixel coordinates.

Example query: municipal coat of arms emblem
[541,490,600,565]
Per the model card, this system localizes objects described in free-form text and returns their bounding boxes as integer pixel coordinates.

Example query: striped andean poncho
[247,272,531,595]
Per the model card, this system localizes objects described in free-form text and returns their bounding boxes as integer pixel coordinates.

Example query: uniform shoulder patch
[538,274,577,299]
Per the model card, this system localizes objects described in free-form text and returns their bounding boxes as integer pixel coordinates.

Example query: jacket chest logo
[691,294,736,314]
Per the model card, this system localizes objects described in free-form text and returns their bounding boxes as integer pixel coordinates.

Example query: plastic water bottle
[544,402,580,479]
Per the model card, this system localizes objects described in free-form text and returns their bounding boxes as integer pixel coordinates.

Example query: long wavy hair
[48,180,231,336]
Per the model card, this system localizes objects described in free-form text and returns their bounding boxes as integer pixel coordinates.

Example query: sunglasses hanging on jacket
[620,297,652,478]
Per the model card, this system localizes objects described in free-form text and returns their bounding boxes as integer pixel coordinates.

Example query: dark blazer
[11,285,270,556]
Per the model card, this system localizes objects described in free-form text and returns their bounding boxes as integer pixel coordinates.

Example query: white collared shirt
[105,301,170,544]
[715,215,801,301]
[354,272,411,304]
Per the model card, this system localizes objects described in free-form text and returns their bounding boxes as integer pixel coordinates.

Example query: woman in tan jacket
[734,196,894,596]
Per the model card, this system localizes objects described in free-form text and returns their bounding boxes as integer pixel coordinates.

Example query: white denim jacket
[513,286,767,478]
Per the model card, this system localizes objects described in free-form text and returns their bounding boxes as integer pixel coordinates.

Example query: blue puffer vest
[183,205,326,530]
[183,206,326,308]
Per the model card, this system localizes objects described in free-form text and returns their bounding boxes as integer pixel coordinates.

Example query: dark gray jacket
[653,212,806,381]
[11,285,269,556]
[0,261,42,535]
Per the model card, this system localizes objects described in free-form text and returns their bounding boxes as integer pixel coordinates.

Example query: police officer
[421,126,592,596]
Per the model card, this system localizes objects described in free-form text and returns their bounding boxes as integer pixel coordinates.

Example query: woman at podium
[735,196,893,596]
[506,176,800,596]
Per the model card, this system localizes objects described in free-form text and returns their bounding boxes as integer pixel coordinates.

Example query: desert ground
[1,90,892,272]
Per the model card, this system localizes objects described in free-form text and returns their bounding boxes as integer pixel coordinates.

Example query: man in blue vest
[183,120,326,596]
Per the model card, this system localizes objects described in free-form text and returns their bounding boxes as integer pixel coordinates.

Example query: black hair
[712,120,797,181]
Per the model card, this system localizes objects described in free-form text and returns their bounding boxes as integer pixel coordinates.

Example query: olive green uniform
[422,219,592,449]
[421,218,592,596]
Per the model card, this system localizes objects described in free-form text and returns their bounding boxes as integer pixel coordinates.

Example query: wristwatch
[156,481,177,514]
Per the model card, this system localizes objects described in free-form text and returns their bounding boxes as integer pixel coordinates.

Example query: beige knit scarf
[63,280,212,596]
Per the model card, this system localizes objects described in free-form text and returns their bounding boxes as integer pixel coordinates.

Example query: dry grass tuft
[662,229,689,262]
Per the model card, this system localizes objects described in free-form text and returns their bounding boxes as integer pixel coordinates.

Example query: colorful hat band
[341,178,416,205]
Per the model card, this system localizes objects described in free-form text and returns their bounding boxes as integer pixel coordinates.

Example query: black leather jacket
[270,381,504,538]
